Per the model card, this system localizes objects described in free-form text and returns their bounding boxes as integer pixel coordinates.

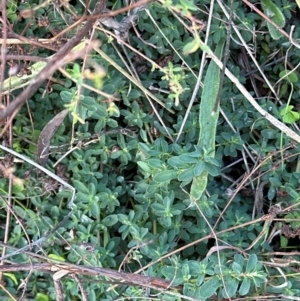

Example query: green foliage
[191,40,224,201]
[2,0,300,300]
[261,0,286,39]
[279,105,300,124]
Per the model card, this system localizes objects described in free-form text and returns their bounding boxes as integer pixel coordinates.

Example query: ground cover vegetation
[1,0,300,300]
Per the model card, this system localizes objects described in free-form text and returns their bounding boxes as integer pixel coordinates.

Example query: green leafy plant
[279,105,300,124]
[2,0,300,300]
[261,0,286,40]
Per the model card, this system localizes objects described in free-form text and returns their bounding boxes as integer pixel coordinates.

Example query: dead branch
[0,262,181,291]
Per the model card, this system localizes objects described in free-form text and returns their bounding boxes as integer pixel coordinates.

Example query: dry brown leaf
[36,109,69,166]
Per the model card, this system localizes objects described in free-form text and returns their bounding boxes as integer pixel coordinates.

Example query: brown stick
[2,55,48,62]
[83,0,152,21]
[6,31,59,52]
[0,262,180,290]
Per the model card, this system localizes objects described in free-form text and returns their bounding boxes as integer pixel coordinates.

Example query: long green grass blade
[190,40,225,201]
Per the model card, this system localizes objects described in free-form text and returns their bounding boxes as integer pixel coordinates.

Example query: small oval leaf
[199,277,220,299]
[154,170,178,183]
[246,254,257,273]
[178,167,194,182]
[239,277,251,296]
